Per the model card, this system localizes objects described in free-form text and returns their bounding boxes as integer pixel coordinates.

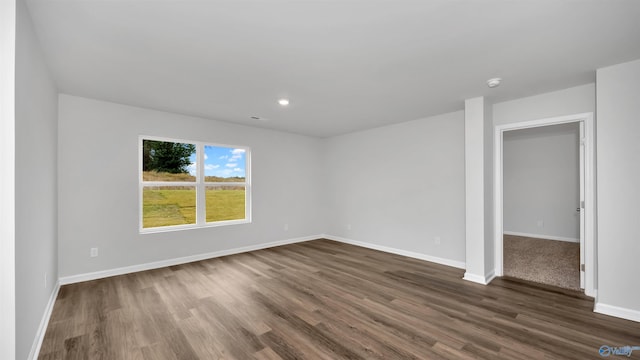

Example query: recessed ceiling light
[486,78,502,88]
[278,99,290,106]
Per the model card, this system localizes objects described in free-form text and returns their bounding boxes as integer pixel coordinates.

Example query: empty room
[2,1,640,359]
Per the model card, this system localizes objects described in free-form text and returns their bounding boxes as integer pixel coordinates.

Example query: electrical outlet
[284,223,289,231]
[347,224,352,231]
[434,236,441,245]
[90,247,98,257]
[537,220,544,228]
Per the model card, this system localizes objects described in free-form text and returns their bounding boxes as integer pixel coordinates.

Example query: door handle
[576,207,581,212]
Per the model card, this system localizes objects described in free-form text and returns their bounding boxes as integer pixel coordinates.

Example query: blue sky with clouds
[187,146,246,178]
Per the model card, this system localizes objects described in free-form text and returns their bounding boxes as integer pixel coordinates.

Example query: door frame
[493,112,595,297]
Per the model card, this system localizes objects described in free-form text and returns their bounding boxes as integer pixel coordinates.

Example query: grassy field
[143,171,244,183]
[142,188,245,228]
[142,171,246,228]
[143,188,196,228]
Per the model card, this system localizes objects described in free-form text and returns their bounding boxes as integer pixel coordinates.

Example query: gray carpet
[503,235,580,291]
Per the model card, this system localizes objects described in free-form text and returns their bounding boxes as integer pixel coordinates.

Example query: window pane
[142,139,196,182]
[204,145,246,182]
[143,186,196,228]
[206,185,246,222]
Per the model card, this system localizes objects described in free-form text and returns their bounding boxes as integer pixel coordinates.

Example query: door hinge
[581,264,585,271]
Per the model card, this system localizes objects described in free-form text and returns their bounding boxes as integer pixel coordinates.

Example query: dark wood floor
[39,239,640,359]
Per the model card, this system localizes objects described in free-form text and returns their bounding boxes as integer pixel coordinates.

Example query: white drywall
[324,110,466,267]
[483,98,494,277]
[595,58,640,320]
[464,97,494,284]
[58,95,325,278]
[15,1,59,359]
[493,83,595,126]
[0,1,17,359]
[503,123,580,241]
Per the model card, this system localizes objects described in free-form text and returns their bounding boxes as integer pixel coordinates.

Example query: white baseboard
[485,270,496,283]
[463,270,495,285]
[59,235,321,285]
[29,281,60,360]
[594,302,640,323]
[323,234,466,269]
[503,231,579,243]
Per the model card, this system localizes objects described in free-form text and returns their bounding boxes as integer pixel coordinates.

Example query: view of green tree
[143,140,196,174]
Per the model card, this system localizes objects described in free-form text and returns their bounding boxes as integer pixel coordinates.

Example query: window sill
[140,219,251,234]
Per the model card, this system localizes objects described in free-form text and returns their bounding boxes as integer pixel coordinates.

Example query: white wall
[464,97,494,283]
[15,1,59,359]
[58,95,325,278]
[493,83,595,126]
[0,1,17,359]
[503,123,580,241]
[483,98,494,277]
[595,58,640,321]
[324,111,466,267]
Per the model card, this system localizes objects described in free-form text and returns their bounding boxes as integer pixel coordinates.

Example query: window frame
[139,135,251,233]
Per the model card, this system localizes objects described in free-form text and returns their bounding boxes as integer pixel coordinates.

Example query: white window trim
[139,135,251,233]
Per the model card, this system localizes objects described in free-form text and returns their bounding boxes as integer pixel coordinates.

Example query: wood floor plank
[253,347,284,360]
[140,342,179,360]
[38,239,640,359]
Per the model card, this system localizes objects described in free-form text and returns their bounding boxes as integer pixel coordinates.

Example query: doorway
[494,113,595,297]
[502,123,580,290]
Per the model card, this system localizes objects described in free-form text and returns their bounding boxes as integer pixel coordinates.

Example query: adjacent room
[2,1,640,359]
[502,123,582,290]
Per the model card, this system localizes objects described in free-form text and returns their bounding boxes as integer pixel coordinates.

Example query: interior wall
[464,97,493,282]
[462,96,495,283]
[503,123,580,241]
[15,1,58,359]
[15,1,59,359]
[493,83,595,126]
[483,98,495,276]
[595,58,640,320]
[324,110,466,266]
[0,0,17,359]
[58,95,325,278]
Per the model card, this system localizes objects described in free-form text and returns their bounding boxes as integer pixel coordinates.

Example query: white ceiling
[26,0,640,138]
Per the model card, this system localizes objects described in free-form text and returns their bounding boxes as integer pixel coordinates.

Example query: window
[140,137,250,232]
